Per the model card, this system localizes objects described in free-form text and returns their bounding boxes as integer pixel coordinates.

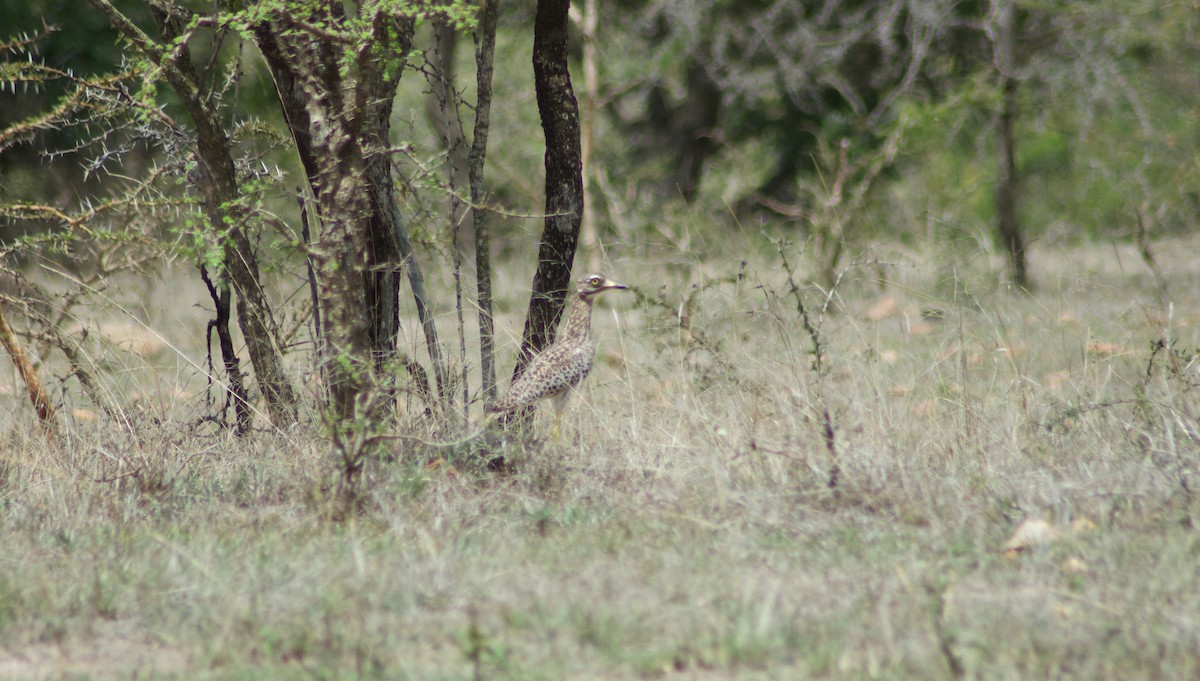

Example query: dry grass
[1,233,1199,680]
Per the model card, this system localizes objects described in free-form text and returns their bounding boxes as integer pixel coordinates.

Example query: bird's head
[576,273,628,301]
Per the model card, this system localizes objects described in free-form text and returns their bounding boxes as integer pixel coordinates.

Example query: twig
[297,189,323,373]
[774,240,839,492]
[1135,206,1168,304]
[924,581,965,680]
[0,298,58,441]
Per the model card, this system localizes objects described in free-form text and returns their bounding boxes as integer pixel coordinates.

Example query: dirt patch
[0,620,190,680]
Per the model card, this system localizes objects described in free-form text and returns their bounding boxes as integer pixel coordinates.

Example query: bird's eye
[590,277,603,287]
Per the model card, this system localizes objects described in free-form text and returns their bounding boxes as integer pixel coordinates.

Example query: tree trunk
[255,13,451,414]
[246,9,377,419]
[471,0,500,406]
[993,0,1032,292]
[426,22,476,266]
[515,0,584,379]
[360,17,422,368]
[167,5,299,429]
[673,61,721,202]
[574,0,601,272]
[642,53,722,204]
[427,19,472,422]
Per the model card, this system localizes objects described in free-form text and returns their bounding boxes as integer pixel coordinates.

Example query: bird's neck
[558,292,594,343]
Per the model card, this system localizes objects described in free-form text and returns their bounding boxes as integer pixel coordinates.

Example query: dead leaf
[425,458,459,478]
[911,398,938,417]
[1004,518,1062,556]
[98,321,167,358]
[908,322,935,337]
[1061,557,1088,574]
[1069,517,1096,534]
[1044,370,1071,391]
[936,345,982,365]
[863,296,899,321]
[1052,603,1075,621]
[599,351,626,369]
[1087,341,1127,357]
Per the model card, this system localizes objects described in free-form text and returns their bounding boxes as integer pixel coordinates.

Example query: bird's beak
[605,279,629,291]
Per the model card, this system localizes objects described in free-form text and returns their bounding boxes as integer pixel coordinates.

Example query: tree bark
[426,22,476,265]
[515,0,584,380]
[574,0,601,271]
[471,0,500,405]
[993,0,1032,292]
[427,20,472,422]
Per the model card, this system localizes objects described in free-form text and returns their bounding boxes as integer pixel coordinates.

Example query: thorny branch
[775,241,840,493]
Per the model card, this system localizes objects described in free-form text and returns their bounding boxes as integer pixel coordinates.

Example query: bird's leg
[549,407,564,438]
[549,390,570,441]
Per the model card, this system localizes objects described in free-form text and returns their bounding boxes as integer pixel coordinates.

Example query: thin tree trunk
[361,23,452,411]
[471,0,500,406]
[428,20,471,423]
[200,265,252,434]
[674,61,721,202]
[643,54,721,203]
[516,0,584,380]
[994,0,1031,292]
[573,0,600,273]
[426,22,476,266]
[389,197,450,408]
[297,191,323,375]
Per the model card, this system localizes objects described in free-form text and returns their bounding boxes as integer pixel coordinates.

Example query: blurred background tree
[6,0,1197,247]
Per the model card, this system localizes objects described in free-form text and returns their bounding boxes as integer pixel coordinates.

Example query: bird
[488,273,628,434]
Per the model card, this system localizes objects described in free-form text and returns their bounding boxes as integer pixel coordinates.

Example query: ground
[0,233,1198,679]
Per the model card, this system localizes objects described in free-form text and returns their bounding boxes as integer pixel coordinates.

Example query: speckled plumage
[489,274,628,416]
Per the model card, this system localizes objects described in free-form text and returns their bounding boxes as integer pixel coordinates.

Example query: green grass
[1,232,1199,679]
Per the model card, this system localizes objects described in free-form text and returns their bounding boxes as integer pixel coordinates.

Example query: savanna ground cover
[1,228,1198,680]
